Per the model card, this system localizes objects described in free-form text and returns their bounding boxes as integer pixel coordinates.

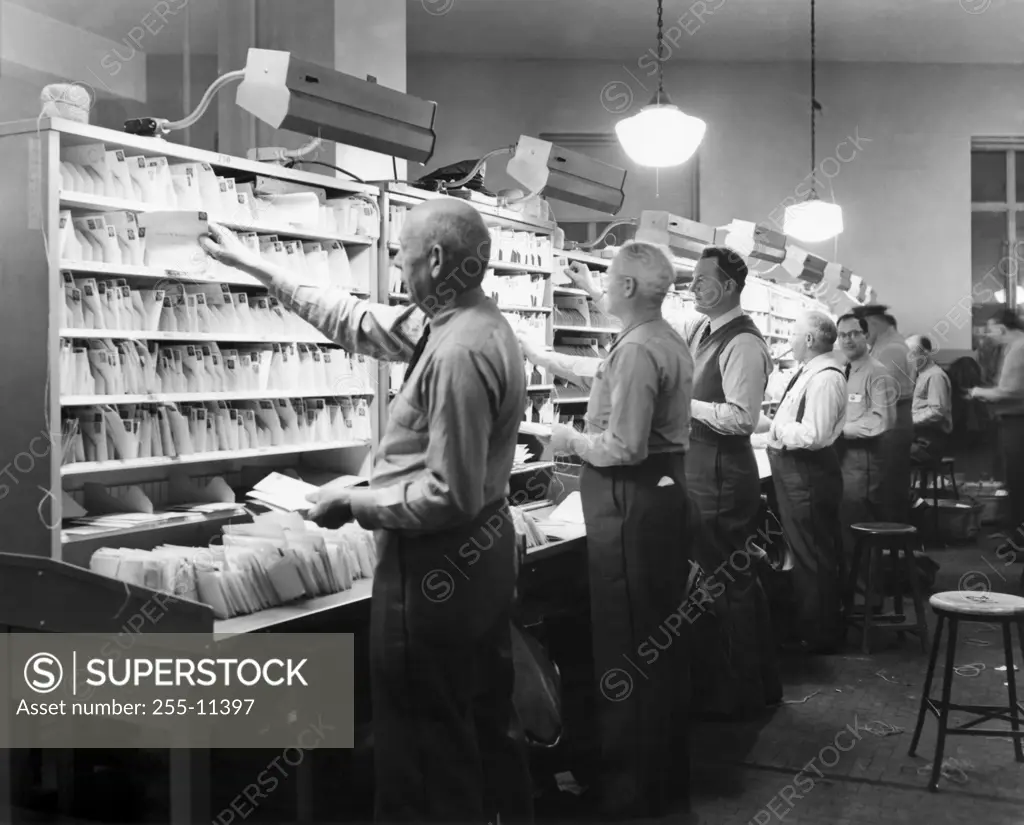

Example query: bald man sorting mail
[854,305,915,520]
[202,198,532,824]
[519,242,693,819]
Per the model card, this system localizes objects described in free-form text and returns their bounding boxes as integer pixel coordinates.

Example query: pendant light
[615,0,706,168]
[783,0,843,244]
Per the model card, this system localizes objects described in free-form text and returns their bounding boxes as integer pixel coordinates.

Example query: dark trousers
[369,502,533,824]
[838,439,886,607]
[580,452,691,818]
[685,439,782,712]
[768,446,843,648]
[910,426,948,469]
[879,402,914,521]
[999,415,1024,530]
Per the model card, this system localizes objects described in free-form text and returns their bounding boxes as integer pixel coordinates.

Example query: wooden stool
[909,591,1024,790]
[913,457,959,540]
[843,522,929,654]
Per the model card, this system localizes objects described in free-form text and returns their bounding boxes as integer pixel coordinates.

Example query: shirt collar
[425,288,488,330]
[709,305,744,333]
[802,351,842,374]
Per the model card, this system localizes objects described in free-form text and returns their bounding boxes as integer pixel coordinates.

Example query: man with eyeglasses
[835,314,896,578]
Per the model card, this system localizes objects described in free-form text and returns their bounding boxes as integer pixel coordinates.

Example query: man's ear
[622,276,636,298]
[428,244,444,281]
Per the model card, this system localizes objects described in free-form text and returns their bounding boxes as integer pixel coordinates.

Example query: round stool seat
[929,591,1024,616]
[851,522,918,536]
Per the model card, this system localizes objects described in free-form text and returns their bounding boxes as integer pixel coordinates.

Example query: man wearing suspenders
[763,311,848,654]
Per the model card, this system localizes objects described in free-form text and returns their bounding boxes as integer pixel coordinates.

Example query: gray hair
[616,240,675,308]
[804,310,838,353]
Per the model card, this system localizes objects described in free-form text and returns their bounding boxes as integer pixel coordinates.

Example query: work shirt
[686,306,772,436]
[581,318,693,467]
[767,353,847,451]
[268,281,526,532]
[912,362,953,433]
[870,327,914,404]
[843,355,896,439]
[994,335,1024,417]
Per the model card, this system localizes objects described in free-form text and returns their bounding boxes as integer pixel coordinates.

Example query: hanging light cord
[656,0,665,103]
[809,0,819,195]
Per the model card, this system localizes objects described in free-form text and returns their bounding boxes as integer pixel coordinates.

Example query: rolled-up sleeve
[691,334,769,436]
[348,344,494,530]
[574,343,659,467]
[269,279,424,362]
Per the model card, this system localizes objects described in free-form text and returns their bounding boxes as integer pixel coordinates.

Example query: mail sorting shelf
[378,183,559,510]
[0,117,383,564]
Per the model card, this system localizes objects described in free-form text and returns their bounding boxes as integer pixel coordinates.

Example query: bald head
[609,241,674,311]
[399,197,491,311]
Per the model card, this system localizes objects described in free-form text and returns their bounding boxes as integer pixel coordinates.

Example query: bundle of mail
[62,274,337,340]
[59,210,372,295]
[509,504,548,550]
[89,510,378,620]
[483,271,547,308]
[59,142,379,239]
[60,337,376,398]
[61,397,372,465]
[488,226,553,269]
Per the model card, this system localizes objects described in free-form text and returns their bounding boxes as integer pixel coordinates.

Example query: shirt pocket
[387,392,429,451]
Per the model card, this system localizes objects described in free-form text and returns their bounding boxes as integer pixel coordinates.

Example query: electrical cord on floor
[953,662,986,678]
[285,159,365,183]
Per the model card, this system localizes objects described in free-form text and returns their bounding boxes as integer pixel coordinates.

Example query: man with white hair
[201,198,532,824]
[763,311,847,654]
[519,241,693,819]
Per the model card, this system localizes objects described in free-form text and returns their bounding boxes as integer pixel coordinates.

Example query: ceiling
[8,0,1024,63]
[405,0,1024,64]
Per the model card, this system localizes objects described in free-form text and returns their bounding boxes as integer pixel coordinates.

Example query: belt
[392,498,507,539]
[766,445,834,459]
[837,435,880,448]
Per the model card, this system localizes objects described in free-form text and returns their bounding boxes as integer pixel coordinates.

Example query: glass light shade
[615,104,706,168]
[783,199,844,244]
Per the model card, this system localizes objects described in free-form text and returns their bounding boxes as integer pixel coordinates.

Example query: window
[970,143,1024,346]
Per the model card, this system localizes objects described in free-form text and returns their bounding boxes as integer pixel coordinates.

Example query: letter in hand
[565,261,599,297]
[516,332,541,364]
[199,222,262,274]
[306,479,355,528]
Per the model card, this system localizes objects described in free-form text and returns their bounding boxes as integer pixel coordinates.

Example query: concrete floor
[688,536,1024,825]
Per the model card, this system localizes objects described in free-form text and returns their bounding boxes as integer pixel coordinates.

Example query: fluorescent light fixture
[506,136,627,214]
[616,104,706,168]
[783,198,844,244]
[124,48,438,164]
[635,211,713,260]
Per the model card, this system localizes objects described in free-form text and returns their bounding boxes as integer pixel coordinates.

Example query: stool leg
[862,545,877,654]
[844,536,864,631]
[1007,621,1024,762]
[949,468,959,500]
[932,476,941,542]
[910,613,944,757]
[903,541,930,653]
[930,617,959,791]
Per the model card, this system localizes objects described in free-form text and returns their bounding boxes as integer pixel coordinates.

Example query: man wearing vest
[761,311,847,654]
[854,305,915,521]
[683,247,782,713]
